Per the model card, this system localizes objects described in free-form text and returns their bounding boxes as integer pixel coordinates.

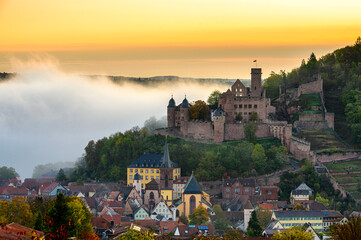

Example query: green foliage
[255,208,272,229]
[236,113,243,122]
[189,206,209,225]
[251,144,267,175]
[207,90,221,109]
[246,210,262,237]
[211,205,231,230]
[244,122,258,143]
[67,196,93,237]
[34,212,44,232]
[293,203,306,211]
[328,217,361,240]
[316,193,329,207]
[272,226,313,240]
[56,168,67,181]
[189,100,210,120]
[0,166,19,179]
[178,213,189,225]
[0,197,33,227]
[249,112,258,121]
[117,229,156,240]
[263,71,285,100]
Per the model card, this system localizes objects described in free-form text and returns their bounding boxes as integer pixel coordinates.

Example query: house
[143,179,162,211]
[170,224,216,238]
[151,199,174,221]
[262,220,284,237]
[302,223,321,240]
[40,182,67,196]
[322,210,347,232]
[133,206,150,220]
[272,211,324,232]
[222,178,256,200]
[260,186,279,201]
[291,190,311,203]
[173,177,189,200]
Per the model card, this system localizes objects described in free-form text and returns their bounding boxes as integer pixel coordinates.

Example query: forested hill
[264,37,361,147]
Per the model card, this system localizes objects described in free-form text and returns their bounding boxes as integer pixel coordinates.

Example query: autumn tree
[244,122,258,143]
[117,229,156,240]
[294,203,306,211]
[189,206,209,225]
[249,112,258,121]
[255,208,272,229]
[189,100,210,120]
[247,210,262,237]
[212,205,231,230]
[207,90,221,109]
[328,217,361,240]
[0,197,34,227]
[272,227,313,240]
[67,196,93,237]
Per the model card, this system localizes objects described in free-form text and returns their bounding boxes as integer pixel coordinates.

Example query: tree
[249,112,258,121]
[294,203,306,211]
[272,227,313,240]
[236,113,243,122]
[189,206,209,225]
[244,122,258,143]
[328,217,361,240]
[207,90,221,109]
[189,100,210,120]
[178,213,189,225]
[117,229,156,240]
[251,144,267,174]
[46,193,73,240]
[316,193,329,207]
[34,212,44,231]
[3,197,34,227]
[56,168,67,181]
[255,208,272,229]
[67,196,93,237]
[0,166,19,179]
[212,205,231,230]
[247,210,262,237]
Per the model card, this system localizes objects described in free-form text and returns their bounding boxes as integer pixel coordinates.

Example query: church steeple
[162,137,171,168]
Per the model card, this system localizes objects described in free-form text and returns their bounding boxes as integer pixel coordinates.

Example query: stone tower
[251,68,262,96]
[167,96,176,128]
[133,173,142,197]
[213,107,226,143]
[179,97,190,136]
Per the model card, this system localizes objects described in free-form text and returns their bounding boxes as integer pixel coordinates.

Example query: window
[254,104,257,108]
[146,169,148,173]
[235,188,240,192]
[151,176,154,180]
[135,169,138,173]
[151,170,154,173]
[244,104,247,108]
[130,175,133,179]
[234,104,237,109]
[146,176,149,180]
[236,183,239,186]
[157,170,159,173]
[140,169,143,173]
[130,169,133,173]
[245,188,249,192]
[156,176,159,179]
[226,194,230,198]
[248,104,252,108]
[226,188,230,192]
[239,105,242,108]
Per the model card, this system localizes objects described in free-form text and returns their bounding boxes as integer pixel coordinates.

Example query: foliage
[211,205,231,230]
[272,227,313,240]
[249,112,258,121]
[178,213,189,225]
[0,197,34,227]
[223,229,245,239]
[34,212,44,232]
[189,206,209,225]
[236,113,243,122]
[67,196,93,237]
[244,122,258,143]
[189,100,210,120]
[328,217,361,240]
[56,168,67,181]
[207,90,221,109]
[246,210,262,237]
[116,229,156,240]
[316,193,329,207]
[255,208,272,229]
[251,144,267,175]
[294,203,306,211]
[263,71,285,100]
[0,166,19,179]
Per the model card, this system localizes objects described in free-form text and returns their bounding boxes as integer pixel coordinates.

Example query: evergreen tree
[56,168,67,181]
[34,212,44,231]
[247,210,262,237]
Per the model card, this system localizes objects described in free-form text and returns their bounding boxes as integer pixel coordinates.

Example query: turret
[133,173,142,197]
[251,68,262,96]
[167,96,176,127]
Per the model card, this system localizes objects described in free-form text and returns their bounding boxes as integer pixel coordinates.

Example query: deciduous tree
[189,206,209,225]
[328,217,361,240]
[212,205,231,230]
[272,227,313,240]
[207,90,221,109]
[244,122,258,143]
[0,166,19,179]
[189,100,210,120]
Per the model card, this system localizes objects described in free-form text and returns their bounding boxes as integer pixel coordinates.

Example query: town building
[272,211,324,232]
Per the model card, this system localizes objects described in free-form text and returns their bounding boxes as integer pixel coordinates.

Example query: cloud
[0,58,228,179]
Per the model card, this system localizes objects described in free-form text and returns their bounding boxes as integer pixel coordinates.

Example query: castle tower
[213,107,226,143]
[180,97,190,136]
[133,173,142,197]
[251,68,262,96]
[167,96,176,128]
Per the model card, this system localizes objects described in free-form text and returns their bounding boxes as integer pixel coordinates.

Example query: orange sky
[0,0,360,78]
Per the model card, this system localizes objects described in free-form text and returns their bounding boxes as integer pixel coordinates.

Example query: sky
[0,0,360,78]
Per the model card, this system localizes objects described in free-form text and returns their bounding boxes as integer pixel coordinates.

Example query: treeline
[278,159,358,214]
[71,128,289,182]
[0,194,94,239]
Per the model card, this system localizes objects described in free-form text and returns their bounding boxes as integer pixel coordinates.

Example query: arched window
[150,192,154,199]
[190,195,196,214]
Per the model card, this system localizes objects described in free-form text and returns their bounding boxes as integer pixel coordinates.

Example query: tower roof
[134,173,141,180]
[183,173,202,194]
[181,97,189,108]
[168,97,176,107]
[162,137,172,168]
[213,107,225,116]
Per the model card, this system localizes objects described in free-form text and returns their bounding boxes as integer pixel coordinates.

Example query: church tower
[250,68,262,96]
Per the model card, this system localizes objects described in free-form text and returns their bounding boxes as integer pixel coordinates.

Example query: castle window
[244,112,247,115]
[249,112,251,115]
[244,105,247,108]
[234,104,237,109]
[254,104,257,108]
[239,105,242,108]
[248,104,252,108]
[130,169,133,173]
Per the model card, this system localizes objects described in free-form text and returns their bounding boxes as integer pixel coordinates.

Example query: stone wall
[316,152,360,163]
[325,112,335,130]
[294,120,327,129]
[185,121,213,140]
[289,136,312,160]
[297,77,323,96]
[224,123,244,141]
[298,113,323,121]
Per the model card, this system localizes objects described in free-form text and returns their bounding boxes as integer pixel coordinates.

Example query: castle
[158,68,292,146]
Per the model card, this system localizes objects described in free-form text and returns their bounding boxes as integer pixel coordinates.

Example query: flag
[253,60,257,62]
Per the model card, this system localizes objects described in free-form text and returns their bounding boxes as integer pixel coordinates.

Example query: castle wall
[294,121,328,129]
[316,152,360,163]
[224,123,244,141]
[297,77,323,96]
[185,121,214,141]
[298,113,323,121]
[289,136,312,160]
[325,112,335,130]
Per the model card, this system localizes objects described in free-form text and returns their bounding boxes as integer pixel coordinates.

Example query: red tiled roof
[0,223,44,240]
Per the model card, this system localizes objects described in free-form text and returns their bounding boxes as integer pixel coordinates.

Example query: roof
[168,97,176,107]
[127,153,178,169]
[162,138,172,168]
[0,223,44,240]
[214,107,225,116]
[292,190,310,195]
[145,179,160,190]
[296,183,313,192]
[274,210,324,218]
[134,173,141,180]
[183,174,202,194]
[181,97,189,108]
